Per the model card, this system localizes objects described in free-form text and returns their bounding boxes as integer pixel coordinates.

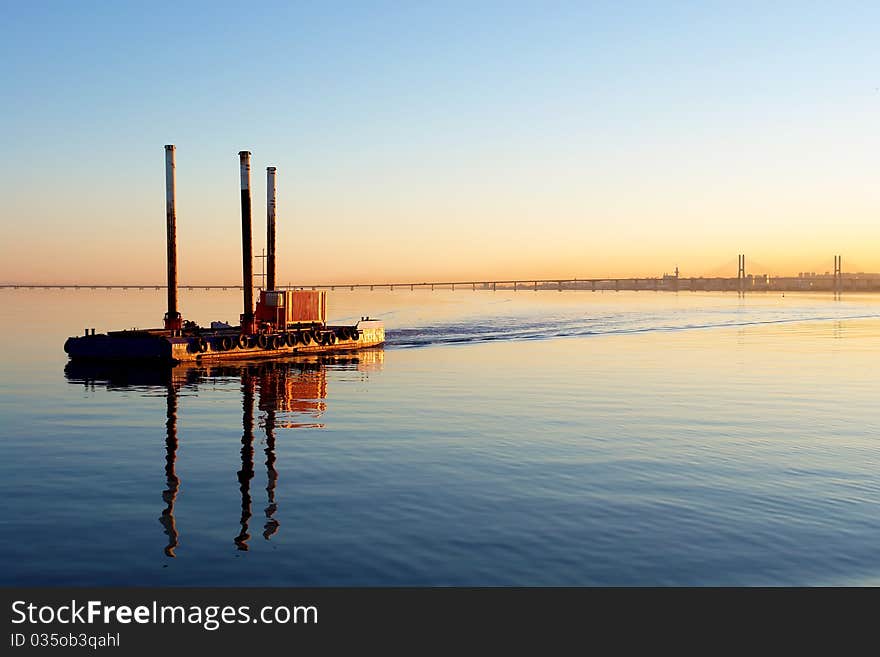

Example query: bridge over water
[3,276,878,293]
[3,253,874,293]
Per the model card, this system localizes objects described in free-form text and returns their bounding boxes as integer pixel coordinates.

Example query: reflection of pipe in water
[159,382,180,557]
[263,408,280,540]
[256,364,283,540]
[235,370,255,551]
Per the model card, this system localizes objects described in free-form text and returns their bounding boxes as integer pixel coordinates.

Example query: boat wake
[385,310,880,349]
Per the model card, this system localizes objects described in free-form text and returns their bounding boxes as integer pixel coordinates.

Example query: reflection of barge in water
[63,349,385,392]
[64,146,384,363]
[64,351,384,553]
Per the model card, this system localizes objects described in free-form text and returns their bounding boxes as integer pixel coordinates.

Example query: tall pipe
[240,151,254,320]
[266,167,277,291]
[164,145,181,330]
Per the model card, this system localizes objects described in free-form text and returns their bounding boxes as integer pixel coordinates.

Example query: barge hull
[65,321,384,363]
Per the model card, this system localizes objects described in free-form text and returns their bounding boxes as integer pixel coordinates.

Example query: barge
[64,146,384,363]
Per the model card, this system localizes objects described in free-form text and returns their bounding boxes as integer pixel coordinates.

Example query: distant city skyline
[2,2,879,284]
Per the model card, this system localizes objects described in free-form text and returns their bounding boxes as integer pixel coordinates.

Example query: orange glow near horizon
[4,191,878,285]
[4,137,879,285]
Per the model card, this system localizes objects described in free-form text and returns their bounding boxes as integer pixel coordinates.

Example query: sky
[1,1,878,284]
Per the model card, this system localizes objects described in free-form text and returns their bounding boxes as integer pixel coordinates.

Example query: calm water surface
[2,289,880,585]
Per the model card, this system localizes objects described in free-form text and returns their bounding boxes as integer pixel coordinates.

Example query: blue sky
[2,1,879,283]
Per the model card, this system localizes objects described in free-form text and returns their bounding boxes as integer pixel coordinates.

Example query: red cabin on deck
[255,290,327,330]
